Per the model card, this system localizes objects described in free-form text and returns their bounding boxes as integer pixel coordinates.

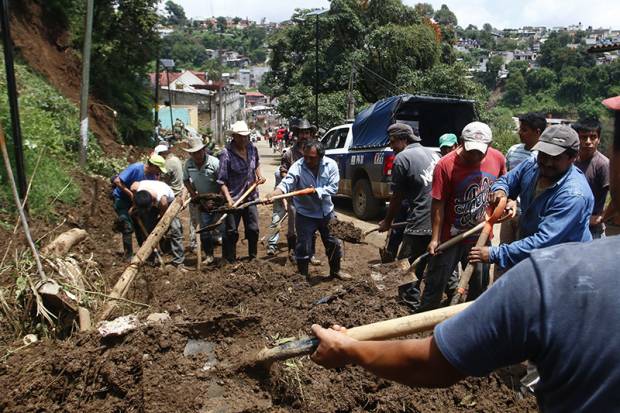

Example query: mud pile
[0,256,535,412]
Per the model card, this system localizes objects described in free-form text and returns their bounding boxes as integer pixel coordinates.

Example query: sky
[172,0,620,29]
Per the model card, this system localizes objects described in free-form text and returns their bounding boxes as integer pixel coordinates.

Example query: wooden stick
[254,302,471,364]
[97,189,187,321]
[197,181,259,233]
[0,127,53,323]
[41,228,88,257]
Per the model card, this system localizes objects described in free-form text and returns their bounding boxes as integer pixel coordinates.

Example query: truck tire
[352,179,382,219]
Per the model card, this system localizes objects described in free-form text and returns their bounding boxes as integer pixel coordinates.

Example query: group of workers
[111,99,620,409]
[110,118,350,279]
[312,100,620,411]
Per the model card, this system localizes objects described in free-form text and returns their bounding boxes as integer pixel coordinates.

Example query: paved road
[256,140,388,249]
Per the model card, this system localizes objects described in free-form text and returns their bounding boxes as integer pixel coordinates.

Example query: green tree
[414,3,434,18]
[526,67,556,92]
[556,76,586,104]
[216,16,227,32]
[164,1,186,26]
[502,71,526,107]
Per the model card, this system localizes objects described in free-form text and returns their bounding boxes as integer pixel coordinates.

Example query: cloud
[173,0,620,29]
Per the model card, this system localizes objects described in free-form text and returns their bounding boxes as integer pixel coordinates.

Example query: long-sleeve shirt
[217,143,260,201]
[277,156,339,219]
[489,158,593,269]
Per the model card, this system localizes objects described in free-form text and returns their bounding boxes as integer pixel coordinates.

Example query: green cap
[438,133,458,148]
[148,154,167,174]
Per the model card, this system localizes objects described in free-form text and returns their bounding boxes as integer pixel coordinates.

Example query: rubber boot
[122,233,133,261]
[329,258,352,280]
[247,232,258,260]
[223,238,237,263]
[287,235,297,263]
[297,259,309,277]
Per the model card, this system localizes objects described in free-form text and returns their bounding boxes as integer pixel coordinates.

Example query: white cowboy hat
[228,120,251,136]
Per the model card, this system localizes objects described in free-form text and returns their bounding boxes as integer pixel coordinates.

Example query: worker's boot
[329,258,352,280]
[297,259,309,277]
[122,233,133,261]
[247,232,258,260]
[222,238,237,263]
[287,236,297,264]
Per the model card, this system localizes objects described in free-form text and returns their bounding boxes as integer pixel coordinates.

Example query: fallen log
[41,228,88,257]
[97,189,188,321]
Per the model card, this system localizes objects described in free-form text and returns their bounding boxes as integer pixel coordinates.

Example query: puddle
[184,339,218,370]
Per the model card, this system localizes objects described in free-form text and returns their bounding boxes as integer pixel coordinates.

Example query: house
[239,69,252,88]
[244,91,267,107]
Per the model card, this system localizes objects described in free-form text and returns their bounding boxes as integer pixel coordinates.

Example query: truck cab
[321,94,476,219]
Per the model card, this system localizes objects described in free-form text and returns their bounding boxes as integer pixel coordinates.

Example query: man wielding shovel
[267,140,351,280]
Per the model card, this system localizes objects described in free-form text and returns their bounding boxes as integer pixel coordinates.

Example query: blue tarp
[157,107,190,129]
[351,94,477,150]
[351,95,402,150]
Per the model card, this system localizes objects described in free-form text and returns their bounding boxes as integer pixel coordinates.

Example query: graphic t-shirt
[431,148,506,242]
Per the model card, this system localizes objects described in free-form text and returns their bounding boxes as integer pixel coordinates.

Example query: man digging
[267,140,351,280]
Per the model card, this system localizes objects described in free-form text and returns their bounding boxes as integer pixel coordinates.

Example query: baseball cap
[388,123,420,142]
[153,144,169,155]
[438,133,458,148]
[148,154,167,174]
[461,122,492,153]
[532,125,579,156]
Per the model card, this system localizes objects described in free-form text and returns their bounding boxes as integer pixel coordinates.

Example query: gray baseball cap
[532,125,579,156]
[387,123,420,142]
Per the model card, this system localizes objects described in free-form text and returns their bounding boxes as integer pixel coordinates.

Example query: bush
[0,52,122,220]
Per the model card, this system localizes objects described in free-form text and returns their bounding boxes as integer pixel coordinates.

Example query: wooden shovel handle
[269,187,316,201]
[254,302,471,364]
[451,197,508,304]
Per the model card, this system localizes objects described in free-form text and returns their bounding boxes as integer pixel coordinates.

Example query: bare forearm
[347,337,463,388]
[220,185,233,205]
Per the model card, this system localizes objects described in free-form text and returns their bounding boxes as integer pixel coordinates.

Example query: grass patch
[0,50,122,221]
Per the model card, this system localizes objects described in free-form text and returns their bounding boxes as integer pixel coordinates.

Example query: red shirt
[432,148,506,242]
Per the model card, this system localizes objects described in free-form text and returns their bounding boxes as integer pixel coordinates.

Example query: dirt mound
[328,219,365,243]
[0,254,536,412]
[9,1,122,156]
[0,155,536,412]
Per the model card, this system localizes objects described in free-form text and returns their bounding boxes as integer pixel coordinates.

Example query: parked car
[321,94,477,219]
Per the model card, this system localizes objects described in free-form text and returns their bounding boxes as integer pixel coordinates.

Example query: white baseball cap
[153,144,169,154]
[461,121,492,153]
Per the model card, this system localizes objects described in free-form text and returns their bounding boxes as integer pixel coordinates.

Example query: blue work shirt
[489,158,593,269]
[112,162,158,201]
[277,156,339,219]
[435,237,620,412]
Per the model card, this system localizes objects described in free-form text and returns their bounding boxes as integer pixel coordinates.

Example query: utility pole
[0,0,27,200]
[346,64,356,120]
[78,0,94,167]
[154,51,160,129]
[314,14,319,129]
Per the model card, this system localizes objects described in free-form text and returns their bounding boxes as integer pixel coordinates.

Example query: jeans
[114,197,134,256]
[385,203,409,259]
[268,200,286,249]
[199,210,219,256]
[223,204,259,261]
[396,234,431,310]
[295,212,341,263]
[417,242,490,313]
[164,216,184,265]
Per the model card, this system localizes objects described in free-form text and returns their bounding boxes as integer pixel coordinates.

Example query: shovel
[197,181,259,233]
[214,188,316,213]
[364,221,408,237]
[450,198,509,305]
[252,302,471,366]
